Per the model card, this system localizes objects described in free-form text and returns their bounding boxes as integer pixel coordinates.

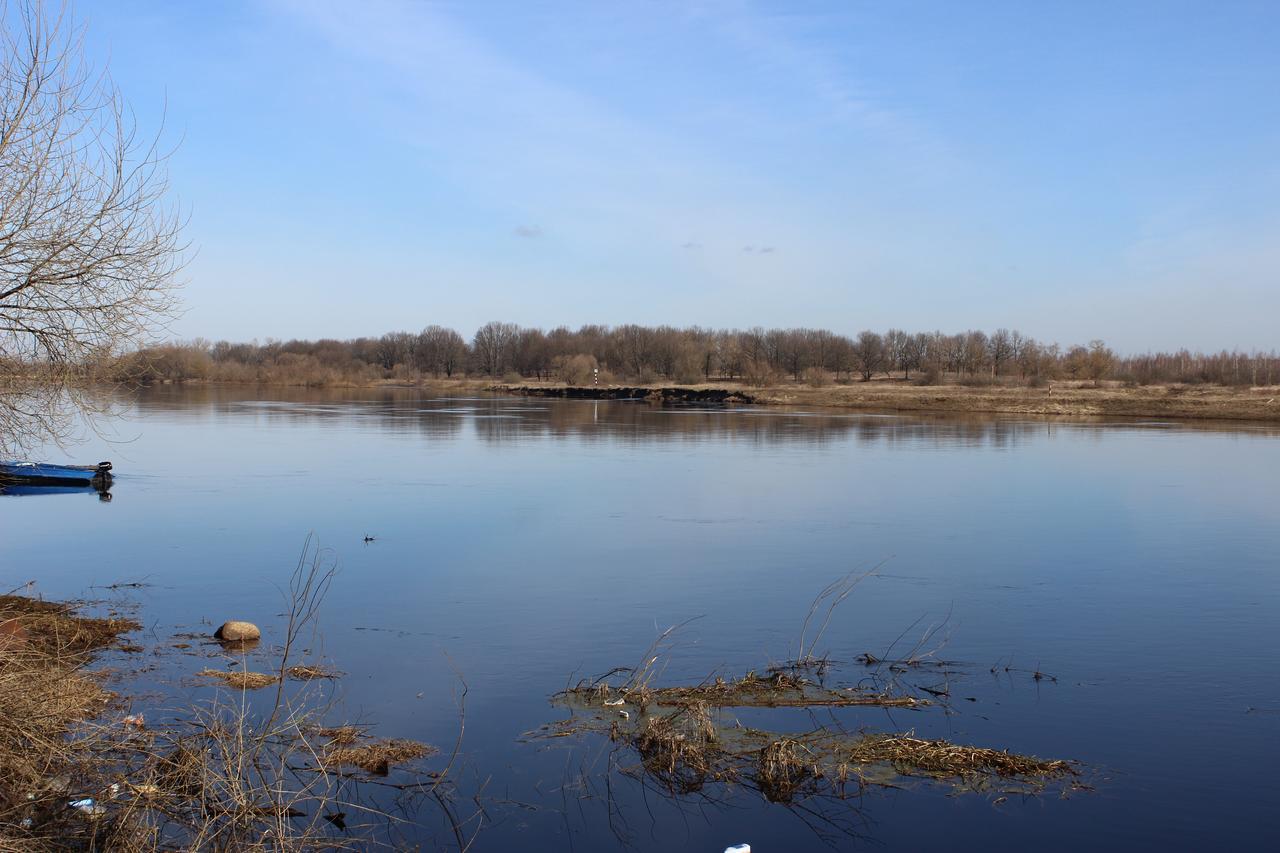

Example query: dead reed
[845,734,1076,780]
[323,739,437,775]
[286,664,342,681]
[0,539,465,851]
[195,668,278,690]
[632,701,729,794]
[564,668,922,711]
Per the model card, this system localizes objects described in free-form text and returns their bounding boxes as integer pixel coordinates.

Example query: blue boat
[0,460,113,488]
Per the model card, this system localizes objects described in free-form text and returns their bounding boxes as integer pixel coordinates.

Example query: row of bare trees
[108,323,1280,388]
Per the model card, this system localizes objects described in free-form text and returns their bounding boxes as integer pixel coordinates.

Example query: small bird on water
[363,534,375,543]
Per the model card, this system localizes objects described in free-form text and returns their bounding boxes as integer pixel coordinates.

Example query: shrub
[802,367,828,388]
[913,364,942,386]
[553,353,598,386]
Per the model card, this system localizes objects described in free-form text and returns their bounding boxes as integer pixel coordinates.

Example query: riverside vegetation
[98,323,1280,422]
[528,573,1090,846]
[2,559,1090,850]
[0,543,472,852]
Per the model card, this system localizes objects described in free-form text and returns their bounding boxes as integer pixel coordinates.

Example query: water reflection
[122,384,1280,450]
[0,482,112,501]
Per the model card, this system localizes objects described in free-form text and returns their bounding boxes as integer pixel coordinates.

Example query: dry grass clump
[633,702,728,794]
[756,738,818,803]
[285,664,342,681]
[651,670,920,709]
[196,669,278,690]
[566,669,921,711]
[847,734,1076,780]
[0,595,141,848]
[0,543,469,851]
[323,738,436,775]
[314,725,364,746]
[0,594,140,655]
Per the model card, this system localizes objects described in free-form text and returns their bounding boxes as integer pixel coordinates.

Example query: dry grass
[756,738,818,803]
[286,664,342,681]
[632,702,729,794]
[535,705,1078,807]
[323,739,436,775]
[846,734,1075,780]
[0,594,140,654]
[565,669,922,711]
[542,599,1078,812]
[0,542,467,851]
[502,378,1280,423]
[314,725,364,746]
[196,669,279,690]
[0,594,141,848]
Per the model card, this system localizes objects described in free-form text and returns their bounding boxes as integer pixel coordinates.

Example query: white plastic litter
[603,698,625,707]
[68,797,106,817]
[724,845,751,853]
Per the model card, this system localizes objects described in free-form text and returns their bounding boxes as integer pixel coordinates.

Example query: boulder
[214,620,261,642]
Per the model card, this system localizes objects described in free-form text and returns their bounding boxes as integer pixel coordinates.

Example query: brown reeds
[0,593,141,655]
[0,539,466,851]
[196,669,278,690]
[632,701,729,794]
[563,668,922,711]
[845,734,1075,780]
[541,574,1080,815]
[756,738,818,803]
[285,664,342,681]
[323,739,437,775]
[0,593,141,848]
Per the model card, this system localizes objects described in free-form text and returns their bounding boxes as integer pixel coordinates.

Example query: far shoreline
[127,377,1280,424]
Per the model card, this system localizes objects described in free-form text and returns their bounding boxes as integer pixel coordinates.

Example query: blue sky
[82,0,1280,351]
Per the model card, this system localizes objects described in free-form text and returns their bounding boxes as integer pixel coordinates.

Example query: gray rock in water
[214,621,261,642]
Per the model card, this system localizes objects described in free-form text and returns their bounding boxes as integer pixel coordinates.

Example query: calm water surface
[4,386,1279,850]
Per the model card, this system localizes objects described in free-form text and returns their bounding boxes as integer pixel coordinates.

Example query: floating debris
[286,664,343,681]
[323,738,436,775]
[196,669,278,690]
[561,668,923,711]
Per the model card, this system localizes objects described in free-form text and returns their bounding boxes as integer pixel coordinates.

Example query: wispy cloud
[514,225,543,239]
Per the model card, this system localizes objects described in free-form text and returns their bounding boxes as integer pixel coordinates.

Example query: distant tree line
[107,323,1280,389]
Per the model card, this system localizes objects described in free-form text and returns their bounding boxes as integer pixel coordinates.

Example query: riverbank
[119,377,1280,422]
[499,379,1280,422]
[0,582,443,850]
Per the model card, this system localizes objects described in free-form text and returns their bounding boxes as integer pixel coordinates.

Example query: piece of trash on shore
[122,713,145,729]
[68,797,105,817]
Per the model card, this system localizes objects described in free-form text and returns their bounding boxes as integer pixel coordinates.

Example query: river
[3,385,1278,850]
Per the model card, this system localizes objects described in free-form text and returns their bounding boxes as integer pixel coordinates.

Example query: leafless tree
[987,328,1014,377]
[884,328,908,379]
[961,330,989,376]
[374,331,414,370]
[107,323,1280,392]
[415,324,466,377]
[853,331,884,381]
[471,320,519,376]
[1,1,184,385]
[901,332,927,379]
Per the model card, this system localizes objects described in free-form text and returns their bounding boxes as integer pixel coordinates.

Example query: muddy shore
[498,380,1280,423]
